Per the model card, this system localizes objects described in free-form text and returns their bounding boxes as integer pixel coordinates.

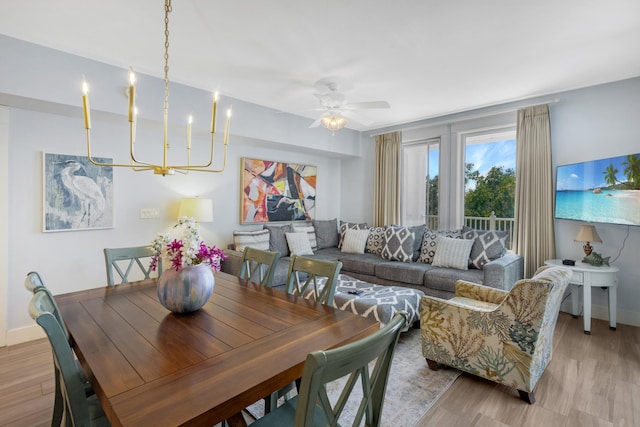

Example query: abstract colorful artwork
[241,157,316,223]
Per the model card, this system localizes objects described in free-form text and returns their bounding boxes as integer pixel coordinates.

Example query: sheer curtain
[513,105,556,277]
[373,131,402,227]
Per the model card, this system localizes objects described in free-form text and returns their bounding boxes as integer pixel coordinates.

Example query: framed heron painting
[241,157,316,223]
[42,152,114,232]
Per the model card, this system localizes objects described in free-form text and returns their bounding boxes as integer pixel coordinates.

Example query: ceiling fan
[309,79,390,131]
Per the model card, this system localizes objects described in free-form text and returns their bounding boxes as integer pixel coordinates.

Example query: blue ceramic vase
[157,264,214,313]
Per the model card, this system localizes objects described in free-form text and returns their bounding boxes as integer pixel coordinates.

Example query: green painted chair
[286,256,343,307]
[238,247,281,287]
[104,245,161,285]
[25,271,94,427]
[29,290,110,427]
[251,311,408,427]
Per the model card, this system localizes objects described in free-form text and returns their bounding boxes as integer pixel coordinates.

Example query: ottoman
[302,274,424,331]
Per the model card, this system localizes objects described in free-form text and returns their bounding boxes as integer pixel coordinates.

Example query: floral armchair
[421,265,572,403]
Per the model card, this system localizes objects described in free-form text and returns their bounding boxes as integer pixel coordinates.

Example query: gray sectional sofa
[221,219,524,300]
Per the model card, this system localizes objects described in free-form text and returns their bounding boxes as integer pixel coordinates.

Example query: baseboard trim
[560,300,640,328]
[6,324,45,346]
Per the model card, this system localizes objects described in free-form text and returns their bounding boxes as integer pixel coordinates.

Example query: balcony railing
[426,212,515,249]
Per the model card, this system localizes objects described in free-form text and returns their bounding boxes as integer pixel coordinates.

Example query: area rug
[246,327,461,426]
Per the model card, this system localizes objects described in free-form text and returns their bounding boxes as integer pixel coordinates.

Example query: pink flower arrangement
[150,217,227,272]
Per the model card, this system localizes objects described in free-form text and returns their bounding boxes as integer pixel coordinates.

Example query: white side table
[544,259,618,334]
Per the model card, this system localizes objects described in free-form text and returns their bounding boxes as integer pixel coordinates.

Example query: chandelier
[320,114,348,134]
[81,0,231,176]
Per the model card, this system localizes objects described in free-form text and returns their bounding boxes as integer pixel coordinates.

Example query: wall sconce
[574,225,602,256]
[178,197,213,223]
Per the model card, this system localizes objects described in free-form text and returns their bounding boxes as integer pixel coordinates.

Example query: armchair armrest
[483,253,524,291]
[454,280,509,305]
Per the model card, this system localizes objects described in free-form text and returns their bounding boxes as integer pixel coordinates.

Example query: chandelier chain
[164,0,172,113]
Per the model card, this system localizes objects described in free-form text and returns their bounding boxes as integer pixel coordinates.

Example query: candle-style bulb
[187,115,193,149]
[82,81,89,95]
[129,69,136,85]
[82,80,91,129]
[128,69,136,122]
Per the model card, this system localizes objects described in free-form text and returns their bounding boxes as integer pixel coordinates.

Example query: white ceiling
[2,0,639,131]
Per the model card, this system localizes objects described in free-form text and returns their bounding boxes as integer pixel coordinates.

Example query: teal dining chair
[24,271,46,293]
[238,246,281,287]
[29,290,110,427]
[251,311,408,427]
[286,256,342,306]
[104,245,161,285]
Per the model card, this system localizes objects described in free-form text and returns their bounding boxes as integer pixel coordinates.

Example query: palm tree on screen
[602,164,619,187]
[622,154,640,189]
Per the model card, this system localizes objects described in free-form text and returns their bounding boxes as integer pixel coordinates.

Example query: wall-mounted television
[555,153,640,226]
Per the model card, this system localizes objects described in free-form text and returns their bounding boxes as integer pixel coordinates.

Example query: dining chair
[24,272,95,426]
[286,256,343,306]
[251,311,408,427]
[104,245,161,285]
[28,290,110,427]
[238,246,281,287]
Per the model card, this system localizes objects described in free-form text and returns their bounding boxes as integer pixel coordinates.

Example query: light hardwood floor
[1,313,638,426]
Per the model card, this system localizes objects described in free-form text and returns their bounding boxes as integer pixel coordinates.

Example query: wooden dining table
[55,271,379,427]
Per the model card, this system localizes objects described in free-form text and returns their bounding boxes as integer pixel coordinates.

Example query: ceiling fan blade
[309,117,322,128]
[343,100,390,110]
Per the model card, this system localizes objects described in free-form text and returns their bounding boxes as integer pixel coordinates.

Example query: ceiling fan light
[320,114,347,131]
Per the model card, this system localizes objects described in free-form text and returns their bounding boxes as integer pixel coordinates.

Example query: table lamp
[574,225,602,256]
[178,197,213,223]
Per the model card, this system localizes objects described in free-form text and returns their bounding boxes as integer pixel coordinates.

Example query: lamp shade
[574,225,602,243]
[178,197,213,222]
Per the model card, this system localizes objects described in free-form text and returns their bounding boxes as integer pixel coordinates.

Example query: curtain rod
[369,98,560,137]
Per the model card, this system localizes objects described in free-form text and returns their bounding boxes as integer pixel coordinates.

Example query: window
[402,138,440,228]
[464,130,516,245]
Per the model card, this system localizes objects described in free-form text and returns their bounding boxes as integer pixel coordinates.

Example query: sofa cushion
[424,267,484,293]
[463,229,508,269]
[292,223,317,251]
[263,223,294,256]
[365,226,386,256]
[381,226,415,263]
[375,261,437,285]
[233,229,270,252]
[285,232,314,256]
[340,229,370,254]
[338,253,383,276]
[338,221,369,249]
[312,218,339,249]
[431,236,474,270]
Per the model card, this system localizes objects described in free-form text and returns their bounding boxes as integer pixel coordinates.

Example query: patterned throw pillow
[341,229,370,254]
[365,227,387,256]
[233,229,270,252]
[418,228,464,264]
[338,221,369,249]
[381,227,415,263]
[463,229,509,269]
[292,223,317,251]
[285,232,314,256]
[431,236,474,270]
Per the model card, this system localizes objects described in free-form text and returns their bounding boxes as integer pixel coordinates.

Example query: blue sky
[556,154,637,191]
[427,139,516,178]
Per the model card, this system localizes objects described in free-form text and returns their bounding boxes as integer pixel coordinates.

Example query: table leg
[226,412,247,427]
[609,285,617,331]
[583,284,591,335]
[570,284,580,318]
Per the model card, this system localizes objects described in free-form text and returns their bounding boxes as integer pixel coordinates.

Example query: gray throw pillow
[263,224,294,256]
[381,226,415,263]
[312,218,339,249]
[407,224,427,261]
[463,229,509,269]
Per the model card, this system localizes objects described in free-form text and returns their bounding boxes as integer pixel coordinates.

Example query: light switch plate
[140,208,160,219]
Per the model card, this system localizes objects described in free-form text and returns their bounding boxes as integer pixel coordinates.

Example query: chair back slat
[238,247,281,287]
[104,245,161,285]
[286,256,342,306]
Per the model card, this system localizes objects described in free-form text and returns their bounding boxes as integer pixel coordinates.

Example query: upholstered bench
[303,274,424,331]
